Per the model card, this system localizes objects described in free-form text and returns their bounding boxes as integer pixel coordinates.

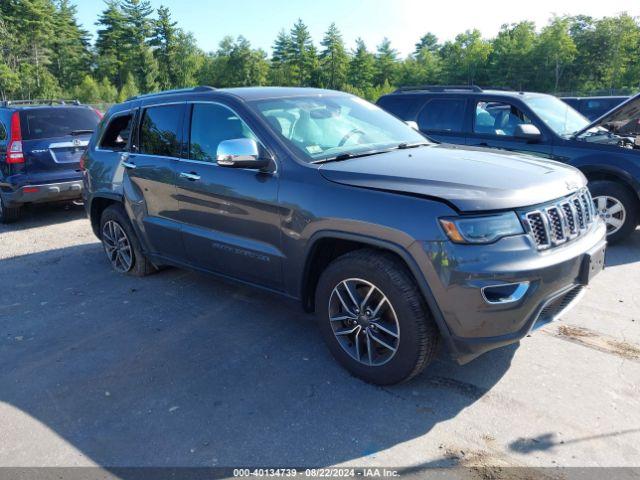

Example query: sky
[75,0,640,56]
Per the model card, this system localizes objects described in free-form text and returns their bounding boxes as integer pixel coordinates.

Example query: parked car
[0,99,102,222]
[561,96,628,121]
[377,86,640,242]
[83,86,606,385]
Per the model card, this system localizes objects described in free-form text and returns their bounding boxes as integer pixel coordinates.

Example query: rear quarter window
[19,108,100,140]
[377,95,426,120]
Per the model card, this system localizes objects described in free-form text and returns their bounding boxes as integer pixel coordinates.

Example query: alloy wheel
[593,195,626,235]
[328,278,400,366]
[102,220,134,273]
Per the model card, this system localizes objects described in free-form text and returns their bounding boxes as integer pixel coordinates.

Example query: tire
[99,204,156,277]
[315,249,440,385]
[589,180,638,244]
[0,196,20,223]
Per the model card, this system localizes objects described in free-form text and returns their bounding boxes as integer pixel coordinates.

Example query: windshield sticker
[306,145,322,154]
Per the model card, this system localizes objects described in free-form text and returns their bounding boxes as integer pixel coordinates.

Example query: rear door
[19,107,101,183]
[122,102,187,261]
[415,97,467,144]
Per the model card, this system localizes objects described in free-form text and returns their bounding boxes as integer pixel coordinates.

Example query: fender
[301,230,456,354]
[578,163,640,199]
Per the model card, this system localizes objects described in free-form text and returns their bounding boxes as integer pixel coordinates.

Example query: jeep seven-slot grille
[523,188,595,250]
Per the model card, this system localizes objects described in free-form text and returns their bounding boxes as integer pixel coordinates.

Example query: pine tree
[289,19,318,86]
[50,0,92,92]
[95,0,128,88]
[348,38,375,92]
[270,29,294,85]
[374,38,398,86]
[319,23,348,90]
[151,5,179,89]
[120,0,158,93]
[118,72,139,102]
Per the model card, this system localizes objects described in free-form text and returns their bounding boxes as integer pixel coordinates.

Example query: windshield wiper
[312,142,430,164]
[397,141,429,149]
[70,129,94,136]
[312,150,386,164]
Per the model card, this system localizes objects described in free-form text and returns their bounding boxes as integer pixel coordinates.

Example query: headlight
[439,212,524,244]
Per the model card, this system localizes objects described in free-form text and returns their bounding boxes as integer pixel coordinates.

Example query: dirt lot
[1,204,639,471]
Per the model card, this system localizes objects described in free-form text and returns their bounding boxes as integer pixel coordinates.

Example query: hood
[318,144,586,212]
[573,92,640,137]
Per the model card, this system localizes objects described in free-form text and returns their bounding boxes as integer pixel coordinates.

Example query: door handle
[122,161,136,169]
[179,172,201,181]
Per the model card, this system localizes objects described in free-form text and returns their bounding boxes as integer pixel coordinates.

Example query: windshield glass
[523,95,590,137]
[252,95,428,162]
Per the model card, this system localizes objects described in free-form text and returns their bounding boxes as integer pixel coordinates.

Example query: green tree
[120,0,158,92]
[117,72,139,102]
[151,5,179,89]
[373,38,398,86]
[95,0,129,88]
[348,38,375,91]
[534,16,577,92]
[74,75,101,102]
[488,22,536,90]
[289,19,318,86]
[414,33,439,56]
[99,77,118,102]
[319,23,348,90]
[269,29,294,85]
[441,29,492,85]
[50,0,92,92]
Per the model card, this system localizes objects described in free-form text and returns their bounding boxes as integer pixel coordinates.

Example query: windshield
[252,95,428,162]
[523,95,590,137]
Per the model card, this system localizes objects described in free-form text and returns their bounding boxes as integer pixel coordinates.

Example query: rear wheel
[315,249,440,385]
[0,196,20,223]
[589,180,638,243]
[100,204,156,277]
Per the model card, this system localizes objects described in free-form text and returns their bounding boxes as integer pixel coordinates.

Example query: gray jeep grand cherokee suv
[83,86,607,385]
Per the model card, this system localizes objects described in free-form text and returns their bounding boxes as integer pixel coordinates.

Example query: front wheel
[589,180,638,243]
[315,249,440,385]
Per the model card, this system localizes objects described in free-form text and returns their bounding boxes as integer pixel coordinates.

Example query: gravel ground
[1,203,639,473]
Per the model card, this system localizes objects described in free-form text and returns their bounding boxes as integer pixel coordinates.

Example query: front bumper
[415,219,607,363]
[1,180,83,207]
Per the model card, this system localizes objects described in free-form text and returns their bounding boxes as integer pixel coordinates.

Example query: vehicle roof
[559,95,629,100]
[118,86,348,108]
[383,88,548,99]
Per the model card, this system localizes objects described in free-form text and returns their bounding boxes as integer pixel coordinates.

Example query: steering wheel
[339,128,366,147]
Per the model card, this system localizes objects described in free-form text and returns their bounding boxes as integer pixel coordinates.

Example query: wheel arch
[581,165,640,203]
[89,193,123,239]
[300,231,453,347]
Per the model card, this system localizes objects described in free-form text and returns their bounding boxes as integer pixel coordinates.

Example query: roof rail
[126,86,216,102]
[394,85,483,93]
[1,99,82,107]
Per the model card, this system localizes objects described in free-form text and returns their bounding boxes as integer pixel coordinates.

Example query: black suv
[0,100,101,222]
[378,86,640,242]
[84,87,606,385]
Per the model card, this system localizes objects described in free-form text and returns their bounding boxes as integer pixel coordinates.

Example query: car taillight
[79,151,87,170]
[93,108,103,119]
[7,111,24,164]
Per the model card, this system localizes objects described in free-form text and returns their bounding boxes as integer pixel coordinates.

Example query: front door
[175,102,283,289]
[123,103,186,261]
[466,100,553,159]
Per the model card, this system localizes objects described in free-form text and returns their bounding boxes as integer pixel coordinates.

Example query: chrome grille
[522,188,595,250]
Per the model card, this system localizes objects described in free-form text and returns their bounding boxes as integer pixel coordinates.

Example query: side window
[139,104,183,157]
[474,101,532,137]
[0,122,6,141]
[417,98,466,133]
[99,113,133,151]
[377,96,425,120]
[189,103,257,163]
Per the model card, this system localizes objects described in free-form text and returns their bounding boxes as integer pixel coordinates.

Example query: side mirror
[216,138,271,170]
[405,120,419,130]
[514,124,542,141]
